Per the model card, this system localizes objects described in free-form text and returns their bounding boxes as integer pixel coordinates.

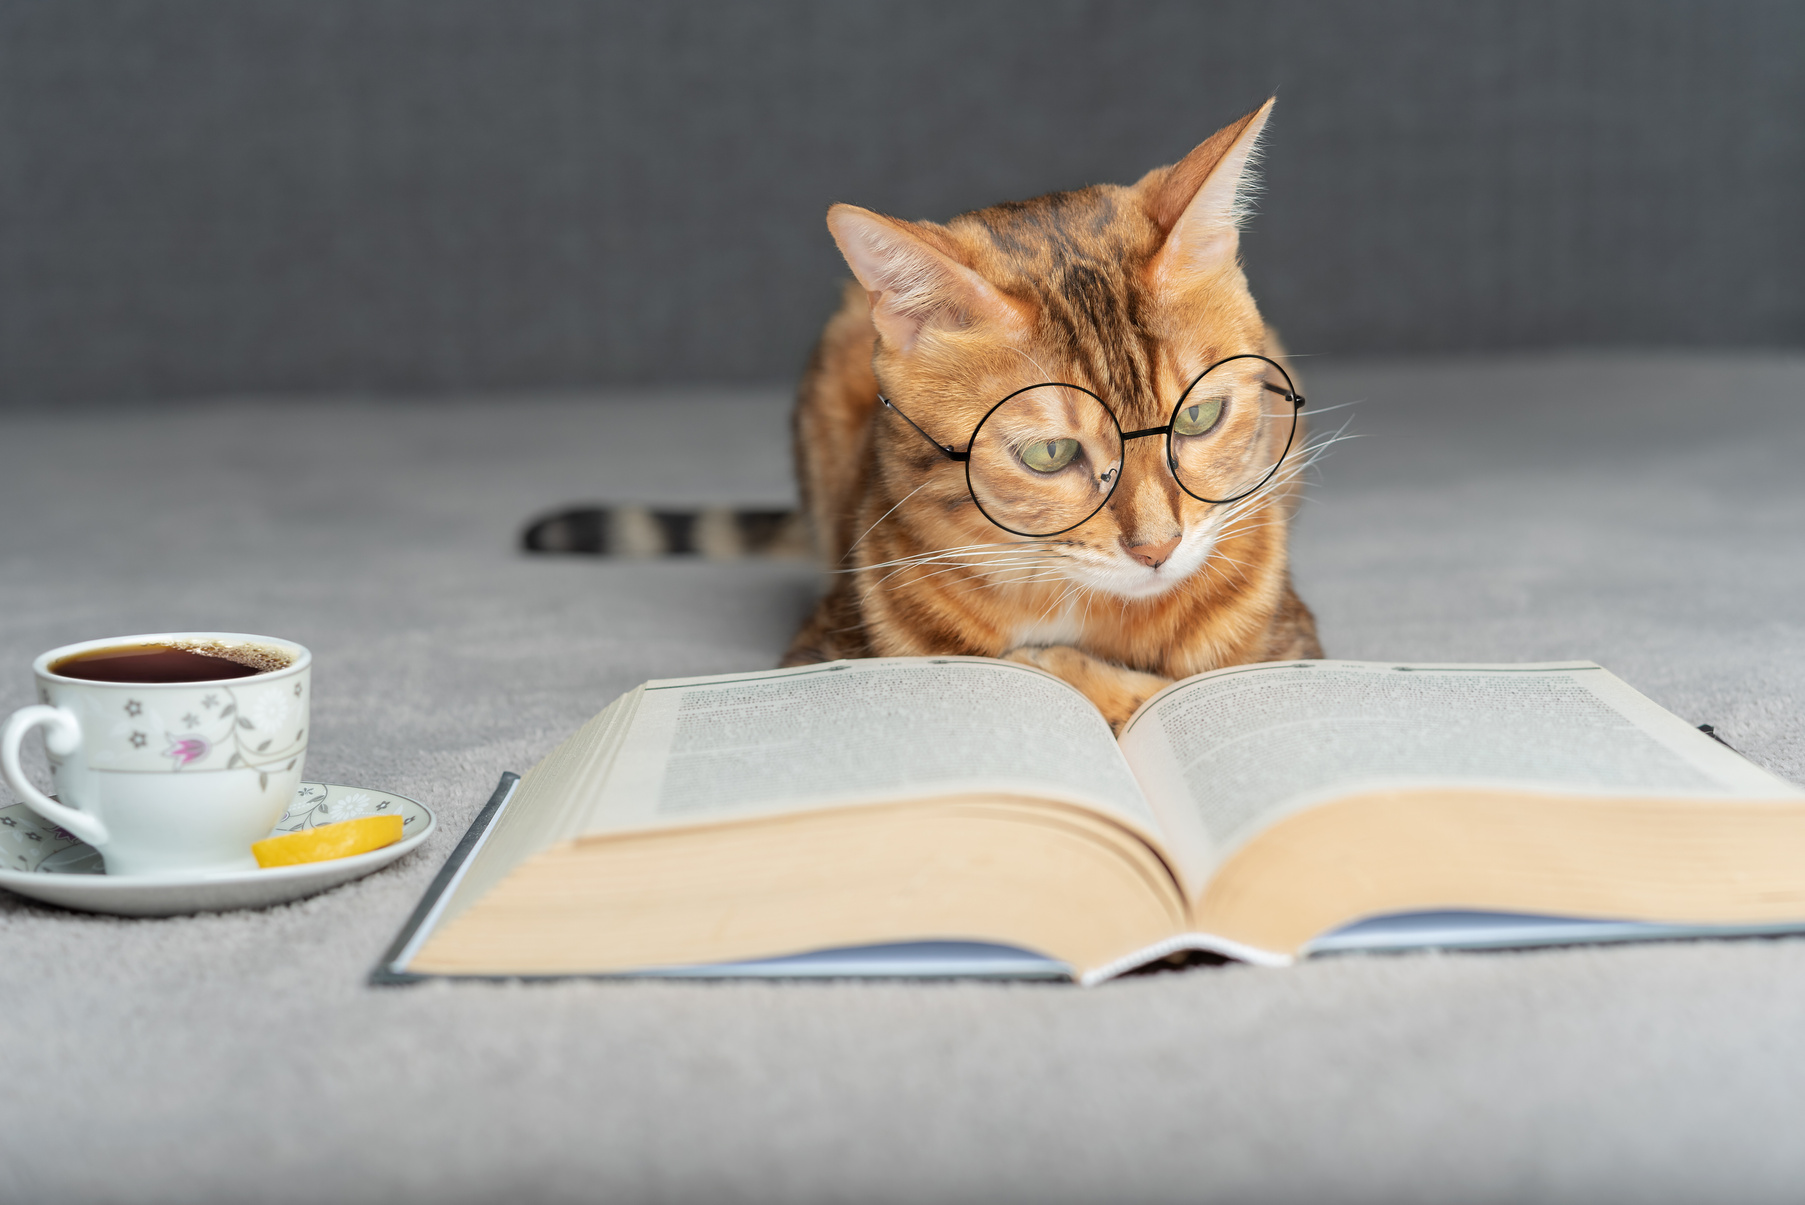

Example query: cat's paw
[1002,646,1171,734]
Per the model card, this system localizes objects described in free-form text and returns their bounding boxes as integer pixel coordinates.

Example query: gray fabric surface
[1,352,1803,1203]
[4,1,1803,406]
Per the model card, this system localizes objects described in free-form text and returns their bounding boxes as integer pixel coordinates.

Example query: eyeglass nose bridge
[1101,425,1168,487]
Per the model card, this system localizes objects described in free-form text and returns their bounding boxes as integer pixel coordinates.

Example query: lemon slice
[253,814,404,868]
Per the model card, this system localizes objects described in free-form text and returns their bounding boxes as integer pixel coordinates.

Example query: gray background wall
[1,0,1800,406]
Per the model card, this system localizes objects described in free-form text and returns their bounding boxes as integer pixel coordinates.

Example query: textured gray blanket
[2,353,1801,1203]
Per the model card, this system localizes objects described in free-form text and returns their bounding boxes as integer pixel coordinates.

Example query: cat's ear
[1146,98,1273,284]
[826,204,1024,352]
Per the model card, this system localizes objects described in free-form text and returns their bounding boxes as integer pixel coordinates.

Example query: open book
[376,658,1805,985]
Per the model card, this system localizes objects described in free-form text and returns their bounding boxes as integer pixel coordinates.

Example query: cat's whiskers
[866,542,1073,591]
[967,559,1075,598]
[1209,521,1285,548]
[890,557,1064,586]
[1210,509,1288,539]
[1004,418,1351,602]
[936,549,1086,602]
[976,555,1069,577]
[1001,570,1077,590]
[1035,580,1089,627]
[875,564,1046,592]
[1206,548,1258,571]
[866,541,1061,566]
[842,481,932,559]
[1159,419,1356,590]
[1199,418,1359,540]
[850,542,1063,583]
[848,540,1048,572]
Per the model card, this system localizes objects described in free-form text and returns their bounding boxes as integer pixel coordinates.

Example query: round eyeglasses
[879,353,1306,538]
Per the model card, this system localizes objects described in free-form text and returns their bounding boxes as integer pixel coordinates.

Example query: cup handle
[1,705,108,847]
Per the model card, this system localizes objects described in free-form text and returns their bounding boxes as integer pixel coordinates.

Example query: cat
[780,98,1322,730]
[520,99,1323,729]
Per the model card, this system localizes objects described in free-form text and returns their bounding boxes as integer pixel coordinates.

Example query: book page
[419,687,648,932]
[584,657,1161,842]
[1118,660,1801,894]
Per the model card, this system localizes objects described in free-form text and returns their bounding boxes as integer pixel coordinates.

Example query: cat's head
[830,100,1287,601]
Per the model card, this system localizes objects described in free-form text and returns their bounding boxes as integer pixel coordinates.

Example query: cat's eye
[1171,397,1225,437]
[1019,438,1080,473]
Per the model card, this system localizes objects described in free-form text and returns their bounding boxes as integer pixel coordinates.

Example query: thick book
[374,658,1805,986]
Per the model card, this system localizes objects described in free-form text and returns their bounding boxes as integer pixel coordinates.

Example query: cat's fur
[782,100,1321,729]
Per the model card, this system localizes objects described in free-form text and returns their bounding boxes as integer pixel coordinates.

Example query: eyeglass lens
[1166,356,1297,505]
[966,385,1122,536]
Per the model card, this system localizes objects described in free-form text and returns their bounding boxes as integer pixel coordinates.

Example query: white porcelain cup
[0,633,310,876]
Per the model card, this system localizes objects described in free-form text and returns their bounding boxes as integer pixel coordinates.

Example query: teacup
[0,633,310,876]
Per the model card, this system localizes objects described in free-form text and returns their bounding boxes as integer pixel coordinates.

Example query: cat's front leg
[1002,646,1171,733]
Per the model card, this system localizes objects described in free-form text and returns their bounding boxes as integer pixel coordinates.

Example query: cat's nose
[1122,534,1182,569]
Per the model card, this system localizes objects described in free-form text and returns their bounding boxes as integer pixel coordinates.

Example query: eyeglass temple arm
[879,395,970,462]
[1264,380,1306,407]
[1131,377,1308,439]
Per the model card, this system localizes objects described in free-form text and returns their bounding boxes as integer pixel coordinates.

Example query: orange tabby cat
[783,99,1322,729]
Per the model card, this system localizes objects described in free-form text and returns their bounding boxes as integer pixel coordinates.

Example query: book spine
[368,772,521,985]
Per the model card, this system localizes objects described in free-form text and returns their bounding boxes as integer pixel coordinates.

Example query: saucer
[0,782,435,917]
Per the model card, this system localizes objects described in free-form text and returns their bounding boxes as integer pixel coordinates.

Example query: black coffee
[50,642,290,684]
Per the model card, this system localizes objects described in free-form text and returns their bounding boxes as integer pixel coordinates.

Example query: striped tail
[521,506,812,559]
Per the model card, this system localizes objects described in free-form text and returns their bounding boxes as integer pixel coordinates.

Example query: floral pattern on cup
[39,675,307,786]
[164,735,210,768]
[0,805,88,873]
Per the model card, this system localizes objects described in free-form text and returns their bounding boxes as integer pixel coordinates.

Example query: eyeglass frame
[878,352,1307,538]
